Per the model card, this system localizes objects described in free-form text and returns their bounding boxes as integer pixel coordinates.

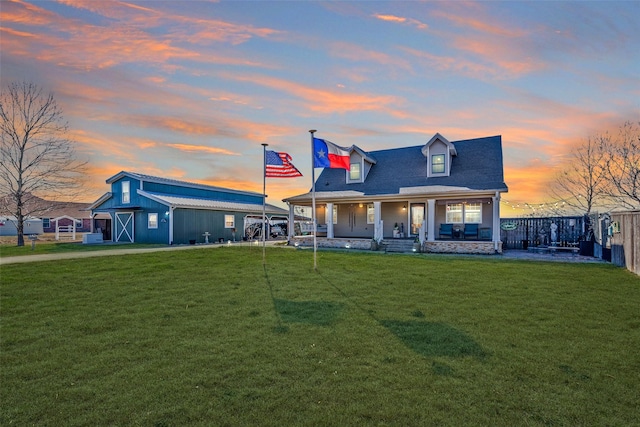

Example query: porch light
[402,205,406,211]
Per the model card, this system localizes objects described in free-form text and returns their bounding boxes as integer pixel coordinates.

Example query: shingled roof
[285,135,507,202]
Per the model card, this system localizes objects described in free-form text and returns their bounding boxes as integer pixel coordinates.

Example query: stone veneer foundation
[422,241,502,254]
[290,237,502,254]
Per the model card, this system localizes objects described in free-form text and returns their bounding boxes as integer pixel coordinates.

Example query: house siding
[172,209,245,245]
[42,218,91,233]
[333,203,373,238]
[134,210,170,244]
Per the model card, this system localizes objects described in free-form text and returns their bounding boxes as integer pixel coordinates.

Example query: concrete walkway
[0,240,282,265]
[500,249,606,263]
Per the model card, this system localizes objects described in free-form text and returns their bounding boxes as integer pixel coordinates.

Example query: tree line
[551,121,640,215]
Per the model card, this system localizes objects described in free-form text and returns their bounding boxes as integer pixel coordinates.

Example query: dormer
[347,145,377,184]
[421,133,457,178]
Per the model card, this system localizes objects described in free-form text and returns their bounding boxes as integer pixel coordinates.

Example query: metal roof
[106,171,264,198]
[139,190,288,215]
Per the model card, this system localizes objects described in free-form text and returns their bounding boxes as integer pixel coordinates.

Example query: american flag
[265,150,303,178]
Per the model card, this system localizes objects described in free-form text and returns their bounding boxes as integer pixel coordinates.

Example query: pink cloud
[373,13,428,30]
[400,46,503,79]
[432,9,525,39]
[329,41,413,73]
[61,0,283,45]
[450,37,543,76]
[2,0,279,72]
[220,72,402,114]
[167,144,240,156]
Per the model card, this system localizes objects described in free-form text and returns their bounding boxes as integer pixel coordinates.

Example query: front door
[115,212,134,243]
[410,204,425,236]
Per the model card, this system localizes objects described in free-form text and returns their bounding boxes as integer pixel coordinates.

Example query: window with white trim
[464,203,482,223]
[224,215,235,228]
[446,202,482,224]
[432,154,445,174]
[446,203,463,223]
[349,163,361,181]
[42,218,50,228]
[122,181,130,204]
[367,204,374,224]
[148,213,158,229]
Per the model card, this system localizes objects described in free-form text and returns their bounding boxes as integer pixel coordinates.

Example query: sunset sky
[2,0,639,216]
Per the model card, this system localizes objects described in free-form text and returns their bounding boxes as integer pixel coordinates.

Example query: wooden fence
[500,216,586,250]
[610,210,640,276]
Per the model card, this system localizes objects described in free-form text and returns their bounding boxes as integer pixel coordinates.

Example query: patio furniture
[464,224,478,240]
[439,223,453,239]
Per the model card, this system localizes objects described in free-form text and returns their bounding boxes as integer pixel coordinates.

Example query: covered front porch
[285,193,504,254]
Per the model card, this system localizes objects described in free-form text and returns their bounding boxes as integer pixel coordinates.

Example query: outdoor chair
[439,223,453,239]
[464,224,479,240]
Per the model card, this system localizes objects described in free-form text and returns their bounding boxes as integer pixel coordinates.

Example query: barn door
[115,212,134,243]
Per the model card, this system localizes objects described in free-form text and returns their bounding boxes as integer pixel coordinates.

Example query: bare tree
[599,121,640,210]
[551,134,609,215]
[0,81,87,246]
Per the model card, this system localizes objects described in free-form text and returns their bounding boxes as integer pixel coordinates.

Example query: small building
[284,133,508,254]
[0,194,91,239]
[40,202,92,239]
[88,171,288,244]
[0,217,43,236]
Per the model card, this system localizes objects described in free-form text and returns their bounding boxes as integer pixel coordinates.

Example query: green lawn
[1,248,639,426]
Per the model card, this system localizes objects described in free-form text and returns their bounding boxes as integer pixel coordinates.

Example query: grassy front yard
[1,247,639,426]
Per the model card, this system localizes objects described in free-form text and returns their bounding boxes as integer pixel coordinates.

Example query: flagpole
[262,143,268,265]
[309,129,317,270]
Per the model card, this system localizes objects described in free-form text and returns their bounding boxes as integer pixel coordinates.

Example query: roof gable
[421,133,457,157]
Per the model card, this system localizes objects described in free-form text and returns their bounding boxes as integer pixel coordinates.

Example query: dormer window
[349,163,361,181]
[422,133,457,178]
[432,154,445,173]
[345,145,376,184]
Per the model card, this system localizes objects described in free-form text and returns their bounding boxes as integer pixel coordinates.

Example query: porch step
[381,239,417,253]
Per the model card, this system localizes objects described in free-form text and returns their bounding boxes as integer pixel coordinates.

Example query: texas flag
[313,137,350,170]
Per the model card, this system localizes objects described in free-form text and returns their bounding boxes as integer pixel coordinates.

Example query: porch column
[427,199,436,242]
[326,203,334,239]
[492,193,501,251]
[288,204,294,239]
[374,201,382,241]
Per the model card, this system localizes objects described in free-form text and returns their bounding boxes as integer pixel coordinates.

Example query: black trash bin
[521,240,529,250]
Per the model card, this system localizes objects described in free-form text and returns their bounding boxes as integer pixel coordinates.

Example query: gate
[500,216,586,249]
